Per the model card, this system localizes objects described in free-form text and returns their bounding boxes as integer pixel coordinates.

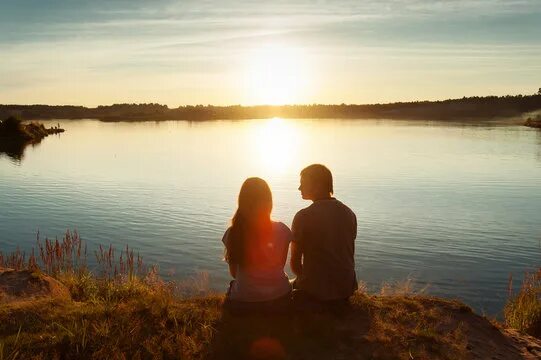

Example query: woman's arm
[228,262,238,279]
[222,228,237,278]
[224,246,238,279]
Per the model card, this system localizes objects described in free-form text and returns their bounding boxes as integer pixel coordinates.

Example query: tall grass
[0,247,28,271]
[0,230,166,303]
[37,230,85,275]
[505,268,541,338]
[0,230,148,279]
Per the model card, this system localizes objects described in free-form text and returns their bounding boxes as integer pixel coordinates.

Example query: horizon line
[2,92,540,109]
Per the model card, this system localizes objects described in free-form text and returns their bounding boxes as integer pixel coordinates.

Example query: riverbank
[0,270,539,359]
[1,227,540,359]
[1,221,540,360]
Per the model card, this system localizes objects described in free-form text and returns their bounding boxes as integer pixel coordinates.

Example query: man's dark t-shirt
[292,198,357,301]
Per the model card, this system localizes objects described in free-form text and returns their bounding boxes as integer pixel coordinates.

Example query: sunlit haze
[1,0,540,106]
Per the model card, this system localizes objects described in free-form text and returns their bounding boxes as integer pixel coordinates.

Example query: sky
[1,0,540,107]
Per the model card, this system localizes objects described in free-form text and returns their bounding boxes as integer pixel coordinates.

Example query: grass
[505,268,541,338]
[0,292,471,359]
[0,231,538,359]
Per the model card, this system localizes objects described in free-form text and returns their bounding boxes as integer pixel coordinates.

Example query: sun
[243,44,309,105]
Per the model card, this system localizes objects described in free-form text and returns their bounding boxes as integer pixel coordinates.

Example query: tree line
[1,94,541,122]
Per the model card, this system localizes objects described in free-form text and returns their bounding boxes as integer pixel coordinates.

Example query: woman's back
[223,221,292,302]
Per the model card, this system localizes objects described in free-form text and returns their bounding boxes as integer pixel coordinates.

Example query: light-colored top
[222,221,292,302]
[292,198,357,301]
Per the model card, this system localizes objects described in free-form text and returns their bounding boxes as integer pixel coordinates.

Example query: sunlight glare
[249,118,301,176]
[243,45,310,105]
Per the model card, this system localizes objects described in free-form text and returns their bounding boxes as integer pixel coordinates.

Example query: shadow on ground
[206,295,538,360]
[209,305,371,360]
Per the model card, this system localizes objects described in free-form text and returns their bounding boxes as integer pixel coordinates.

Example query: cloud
[0,0,540,105]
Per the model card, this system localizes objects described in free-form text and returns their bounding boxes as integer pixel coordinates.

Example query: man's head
[298,164,333,200]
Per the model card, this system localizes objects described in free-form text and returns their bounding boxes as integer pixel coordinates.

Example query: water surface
[1,118,540,315]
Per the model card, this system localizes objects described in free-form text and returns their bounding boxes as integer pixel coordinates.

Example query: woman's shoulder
[272,221,292,237]
[272,220,290,229]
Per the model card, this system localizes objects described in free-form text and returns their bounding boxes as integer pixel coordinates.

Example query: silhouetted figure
[290,164,357,313]
[223,177,292,315]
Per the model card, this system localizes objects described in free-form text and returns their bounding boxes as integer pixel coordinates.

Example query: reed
[0,247,27,270]
[94,243,145,281]
[1,230,166,304]
[0,230,149,281]
[35,230,85,275]
[505,268,541,338]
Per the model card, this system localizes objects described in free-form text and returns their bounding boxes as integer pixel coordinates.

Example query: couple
[222,164,357,314]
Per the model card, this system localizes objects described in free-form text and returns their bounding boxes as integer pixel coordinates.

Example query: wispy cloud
[0,0,539,106]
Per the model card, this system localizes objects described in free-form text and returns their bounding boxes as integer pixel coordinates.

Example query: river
[1,118,540,315]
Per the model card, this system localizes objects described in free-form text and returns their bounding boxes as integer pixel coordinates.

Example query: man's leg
[291,289,324,312]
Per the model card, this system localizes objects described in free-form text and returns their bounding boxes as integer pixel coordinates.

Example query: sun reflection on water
[248,118,301,177]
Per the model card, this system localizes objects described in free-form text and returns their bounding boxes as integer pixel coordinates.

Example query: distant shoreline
[2,94,541,123]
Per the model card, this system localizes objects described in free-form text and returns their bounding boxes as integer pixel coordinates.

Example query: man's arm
[290,212,304,277]
[290,241,303,277]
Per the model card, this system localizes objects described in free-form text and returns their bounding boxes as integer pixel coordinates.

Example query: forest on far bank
[2,93,541,122]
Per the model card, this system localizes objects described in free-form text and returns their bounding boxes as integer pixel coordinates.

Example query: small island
[0,116,64,160]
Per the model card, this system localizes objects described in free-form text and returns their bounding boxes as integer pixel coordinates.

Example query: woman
[222,177,292,314]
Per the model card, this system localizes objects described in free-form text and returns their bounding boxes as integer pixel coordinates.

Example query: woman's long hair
[225,177,273,267]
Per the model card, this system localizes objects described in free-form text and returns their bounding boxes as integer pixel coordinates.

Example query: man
[290,164,357,309]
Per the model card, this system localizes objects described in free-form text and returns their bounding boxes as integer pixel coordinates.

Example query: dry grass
[1,231,535,359]
[505,268,541,338]
[0,291,473,360]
